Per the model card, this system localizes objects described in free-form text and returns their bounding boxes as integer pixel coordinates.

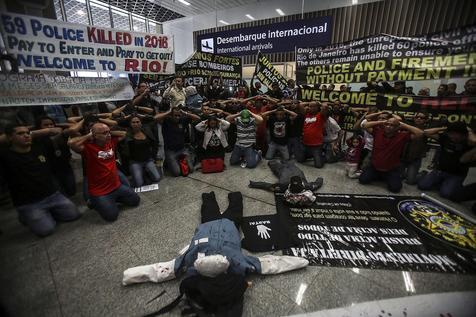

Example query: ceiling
[97,0,263,23]
[157,0,260,16]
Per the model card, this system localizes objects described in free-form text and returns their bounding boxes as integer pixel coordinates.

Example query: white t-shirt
[324,117,341,143]
[360,119,374,151]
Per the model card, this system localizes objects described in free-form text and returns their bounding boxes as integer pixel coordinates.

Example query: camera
[149,83,162,93]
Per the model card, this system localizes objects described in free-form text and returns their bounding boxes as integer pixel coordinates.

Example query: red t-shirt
[302,113,325,146]
[82,137,120,196]
[247,104,271,139]
[371,126,410,171]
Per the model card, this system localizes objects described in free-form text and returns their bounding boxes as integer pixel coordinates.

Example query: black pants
[249,160,323,192]
[202,145,226,160]
[200,191,243,229]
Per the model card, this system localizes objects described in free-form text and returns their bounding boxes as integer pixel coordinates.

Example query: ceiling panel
[98,0,185,22]
[94,0,262,23]
[157,0,260,16]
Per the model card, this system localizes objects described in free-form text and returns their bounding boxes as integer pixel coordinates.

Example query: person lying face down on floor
[122,218,308,316]
[249,159,323,193]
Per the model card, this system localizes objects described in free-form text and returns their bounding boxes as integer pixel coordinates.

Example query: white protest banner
[0,12,174,74]
[0,73,134,106]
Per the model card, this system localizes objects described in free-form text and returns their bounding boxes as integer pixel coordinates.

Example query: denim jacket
[174,219,261,277]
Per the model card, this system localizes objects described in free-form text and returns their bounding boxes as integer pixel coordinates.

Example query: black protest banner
[176,51,242,87]
[296,24,476,85]
[298,88,476,127]
[254,52,288,90]
[278,193,476,274]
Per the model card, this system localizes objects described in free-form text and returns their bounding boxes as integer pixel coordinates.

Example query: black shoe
[310,178,324,191]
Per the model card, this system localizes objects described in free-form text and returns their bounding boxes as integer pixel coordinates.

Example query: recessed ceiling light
[276,8,285,16]
[178,0,191,5]
[245,14,255,20]
[219,20,229,25]
[352,0,358,4]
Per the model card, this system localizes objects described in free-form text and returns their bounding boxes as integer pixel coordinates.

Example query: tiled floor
[1,157,475,317]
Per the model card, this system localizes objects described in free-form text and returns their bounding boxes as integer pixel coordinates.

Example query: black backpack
[144,273,248,317]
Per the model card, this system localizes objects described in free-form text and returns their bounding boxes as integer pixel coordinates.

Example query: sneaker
[240,161,247,168]
[257,150,262,161]
[310,177,324,191]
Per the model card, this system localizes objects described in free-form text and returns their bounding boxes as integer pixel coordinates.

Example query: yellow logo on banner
[398,200,476,252]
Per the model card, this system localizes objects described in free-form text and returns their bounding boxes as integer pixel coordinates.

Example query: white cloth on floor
[258,255,309,275]
[122,259,176,285]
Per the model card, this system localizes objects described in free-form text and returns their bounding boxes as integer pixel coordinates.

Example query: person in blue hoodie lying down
[122,217,309,286]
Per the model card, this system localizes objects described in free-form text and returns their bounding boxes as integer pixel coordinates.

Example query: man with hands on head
[154,107,201,176]
[418,123,476,199]
[261,105,298,160]
[359,116,423,193]
[295,101,329,168]
[0,123,80,237]
[226,109,264,168]
[68,123,140,222]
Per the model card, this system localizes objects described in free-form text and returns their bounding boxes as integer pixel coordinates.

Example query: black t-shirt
[162,116,191,151]
[0,143,58,206]
[37,134,72,170]
[437,133,471,176]
[267,115,291,145]
[129,138,153,162]
[288,114,304,138]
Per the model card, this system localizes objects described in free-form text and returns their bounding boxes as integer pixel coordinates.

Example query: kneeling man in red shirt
[359,117,423,193]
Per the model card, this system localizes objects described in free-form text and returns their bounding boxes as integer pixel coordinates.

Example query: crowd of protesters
[0,75,475,237]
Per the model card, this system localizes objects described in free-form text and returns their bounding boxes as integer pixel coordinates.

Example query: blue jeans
[83,170,130,202]
[295,143,324,168]
[287,137,300,159]
[417,170,466,199]
[90,184,140,222]
[165,148,194,177]
[359,164,403,193]
[16,191,80,237]
[449,183,476,202]
[265,141,289,160]
[129,159,161,187]
[322,142,339,163]
[230,145,261,168]
[402,158,422,185]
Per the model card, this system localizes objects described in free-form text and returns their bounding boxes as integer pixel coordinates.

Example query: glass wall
[132,15,146,32]
[63,0,89,25]
[53,0,161,33]
[90,0,111,28]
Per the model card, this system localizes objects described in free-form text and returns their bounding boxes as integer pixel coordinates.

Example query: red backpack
[179,156,189,176]
[201,158,224,173]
